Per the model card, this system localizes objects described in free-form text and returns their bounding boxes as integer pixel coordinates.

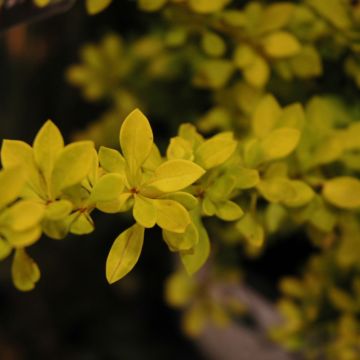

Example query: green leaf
[155,200,190,233]
[252,95,281,138]
[0,167,25,209]
[86,0,112,14]
[147,160,205,193]
[163,222,199,252]
[261,128,300,161]
[33,120,64,184]
[51,141,94,197]
[195,132,237,169]
[120,109,153,178]
[11,249,40,291]
[263,31,301,58]
[106,223,144,284]
[215,201,244,221]
[99,146,125,174]
[323,177,360,209]
[180,215,210,275]
[133,195,157,228]
[89,174,124,203]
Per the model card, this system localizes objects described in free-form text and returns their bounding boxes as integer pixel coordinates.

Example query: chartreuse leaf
[0,167,25,209]
[163,222,198,252]
[45,200,72,220]
[96,193,132,214]
[234,44,256,69]
[252,95,281,138]
[11,249,40,291]
[7,200,44,232]
[106,224,144,284]
[33,120,64,184]
[142,144,163,172]
[86,0,112,14]
[89,174,124,203]
[155,200,190,233]
[138,0,167,12]
[180,214,210,275]
[165,271,195,308]
[195,132,237,169]
[236,213,264,248]
[133,196,157,228]
[322,177,360,209]
[233,167,260,189]
[261,128,300,161]
[0,238,11,260]
[282,181,314,207]
[120,109,153,180]
[216,201,244,221]
[98,146,125,174]
[146,160,205,193]
[263,31,301,58]
[51,141,94,197]
[33,0,50,7]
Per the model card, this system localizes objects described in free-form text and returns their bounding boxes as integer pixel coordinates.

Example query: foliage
[4,0,360,358]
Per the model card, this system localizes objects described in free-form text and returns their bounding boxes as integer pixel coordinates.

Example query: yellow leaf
[7,226,42,248]
[98,146,125,174]
[97,193,132,214]
[51,141,94,196]
[163,222,198,252]
[165,271,195,308]
[11,249,40,291]
[138,0,167,12]
[133,195,157,228]
[45,200,72,220]
[193,60,234,89]
[0,238,11,260]
[290,46,322,78]
[263,31,301,58]
[181,214,210,275]
[69,213,94,235]
[236,213,264,248]
[252,95,281,138]
[215,201,244,221]
[189,0,229,14]
[233,44,256,69]
[90,174,124,203]
[182,303,207,337]
[258,178,295,203]
[33,120,64,184]
[142,144,163,172]
[106,224,144,284]
[86,0,112,14]
[120,109,153,178]
[243,55,270,88]
[162,192,198,210]
[0,167,25,209]
[258,3,295,34]
[7,200,44,231]
[282,181,315,207]
[33,0,50,7]
[261,128,300,161]
[323,177,360,209]
[155,199,190,233]
[146,159,205,193]
[195,132,237,169]
[166,137,193,161]
[201,31,226,57]
[232,167,260,189]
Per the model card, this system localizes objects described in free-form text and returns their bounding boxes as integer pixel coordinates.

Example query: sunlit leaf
[323,177,360,209]
[133,195,157,228]
[155,199,190,233]
[90,174,124,203]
